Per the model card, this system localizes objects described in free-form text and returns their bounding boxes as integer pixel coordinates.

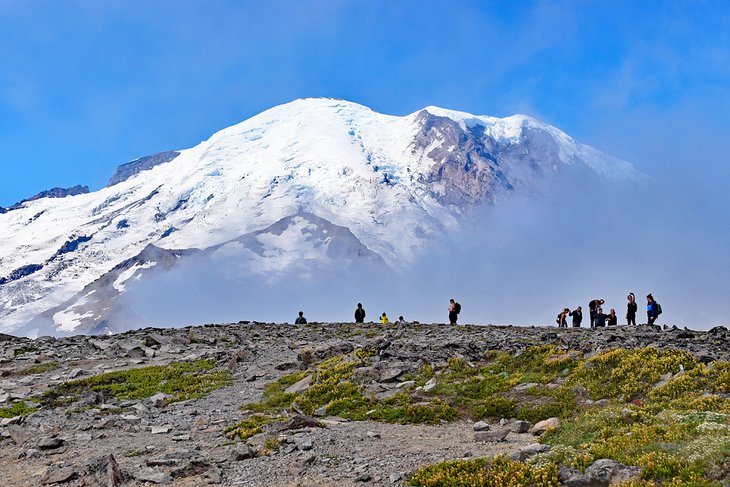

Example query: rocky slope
[0,322,727,486]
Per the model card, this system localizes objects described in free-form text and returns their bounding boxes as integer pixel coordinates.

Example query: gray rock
[295,435,313,451]
[231,443,256,460]
[559,465,589,487]
[277,414,322,431]
[82,454,122,487]
[151,425,171,434]
[474,427,509,442]
[585,458,641,486]
[284,374,312,394]
[37,436,64,449]
[133,467,172,484]
[510,443,551,462]
[379,368,404,383]
[0,415,22,426]
[511,420,532,433]
[68,368,84,379]
[352,366,380,384]
[423,377,437,392]
[513,382,539,392]
[472,421,490,431]
[41,465,76,485]
[148,392,168,408]
[366,431,381,439]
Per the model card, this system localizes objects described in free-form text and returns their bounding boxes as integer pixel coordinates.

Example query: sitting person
[295,311,307,325]
[380,312,390,325]
[594,308,607,327]
[606,308,618,326]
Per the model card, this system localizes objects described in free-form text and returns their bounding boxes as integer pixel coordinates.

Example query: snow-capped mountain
[0,98,638,336]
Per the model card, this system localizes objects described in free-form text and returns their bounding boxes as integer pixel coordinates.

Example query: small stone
[0,415,22,426]
[366,431,381,439]
[499,418,509,426]
[396,380,416,388]
[284,374,312,394]
[474,427,509,442]
[151,425,171,434]
[585,459,641,485]
[230,443,255,461]
[423,378,437,392]
[149,392,168,408]
[133,468,171,484]
[37,436,64,449]
[511,420,532,433]
[68,368,84,379]
[529,417,560,435]
[510,443,551,462]
[41,465,76,485]
[513,382,539,392]
[0,393,10,403]
[295,435,313,451]
[472,421,490,431]
[389,472,405,483]
[172,434,191,441]
[356,472,373,482]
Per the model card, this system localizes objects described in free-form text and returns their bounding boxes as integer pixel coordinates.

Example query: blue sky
[1,0,729,206]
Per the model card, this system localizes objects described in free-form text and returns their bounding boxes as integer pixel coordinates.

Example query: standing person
[295,311,307,325]
[448,299,460,325]
[607,308,618,326]
[646,294,661,325]
[569,306,583,327]
[556,308,570,327]
[354,303,366,323]
[588,298,604,327]
[380,312,390,325]
[594,307,607,327]
[626,293,638,326]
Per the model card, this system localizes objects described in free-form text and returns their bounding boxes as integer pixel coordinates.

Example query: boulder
[82,454,122,487]
[41,466,76,485]
[509,443,551,462]
[37,436,64,449]
[474,427,509,442]
[558,465,589,487]
[529,417,560,435]
[284,374,312,394]
[511,420,532,433]
[472,421,490,431]
[585,458,641,486]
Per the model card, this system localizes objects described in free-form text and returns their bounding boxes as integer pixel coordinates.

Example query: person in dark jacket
[569,306,583,327]
[448,299,458,325]
[588,298,604,327]
[647,294,659,325]
[354,303,366,323]
[295,311,307,325]
[607,308,618,326]
[626,293,638,326]
[594,307,607,327]
[556,308,570,327]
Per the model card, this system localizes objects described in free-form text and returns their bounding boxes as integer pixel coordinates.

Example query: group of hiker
[294,298,463,325]
[556,293,662,328]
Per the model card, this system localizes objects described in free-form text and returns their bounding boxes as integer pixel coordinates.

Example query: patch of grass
[14,346,39,357]
[406,454,560,486]
[39,359,232,407]
[0,401,37,418]
[225,414,281,440]
[17,362,60,376]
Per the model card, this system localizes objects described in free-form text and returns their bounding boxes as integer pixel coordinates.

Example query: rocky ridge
[0,322,728,486]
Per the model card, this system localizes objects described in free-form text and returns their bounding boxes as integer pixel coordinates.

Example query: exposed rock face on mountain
[0,322,727,486]
[107,150,180,186]
[0,99,640,336]
[3,185,90,212]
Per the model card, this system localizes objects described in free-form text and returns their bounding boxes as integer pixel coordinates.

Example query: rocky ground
[0,322,728,486]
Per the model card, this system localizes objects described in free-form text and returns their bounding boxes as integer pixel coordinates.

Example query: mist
[113,163,729,332]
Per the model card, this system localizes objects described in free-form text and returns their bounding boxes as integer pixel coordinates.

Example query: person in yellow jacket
[380,312,390,324]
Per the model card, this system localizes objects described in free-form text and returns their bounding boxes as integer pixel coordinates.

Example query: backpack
[454,302,461,314]
[556,313,562,324]
[656,303,662,315]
